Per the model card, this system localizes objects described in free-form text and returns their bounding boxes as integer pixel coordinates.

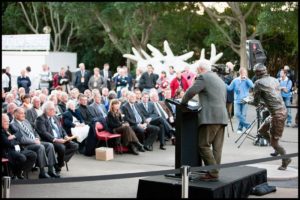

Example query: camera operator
[224,62,235,119]
[226,67,254,134]
[249,63,291,170]
[212,62,236,119]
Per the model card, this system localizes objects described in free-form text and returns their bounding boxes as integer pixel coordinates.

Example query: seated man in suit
[7,102,17,122]
[77,94,94,126]
[163,88,176,118]
[58,91,69,114]
[11,107,59,178]
[1,113,37,179]
[137,92,174,150]
[35,101,79,173]
[78,93,109,156]
[87,93,109,130]
[101,87,110,110]
[25,96,43,129]
[150,90,175,127]
[121,91,159,151]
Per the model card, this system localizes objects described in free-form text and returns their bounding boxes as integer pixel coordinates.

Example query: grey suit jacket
[88,102,108,118]
[10,119,39,145]
[182,71,228,126]
[137,102,159,119]
[25,107,38,129]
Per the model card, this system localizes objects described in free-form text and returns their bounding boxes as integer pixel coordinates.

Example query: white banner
[2,34,50,51]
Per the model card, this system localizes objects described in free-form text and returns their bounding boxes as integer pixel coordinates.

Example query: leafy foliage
[2,2,298,75]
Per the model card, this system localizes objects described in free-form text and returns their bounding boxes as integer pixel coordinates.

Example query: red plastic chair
[95,122,123,153]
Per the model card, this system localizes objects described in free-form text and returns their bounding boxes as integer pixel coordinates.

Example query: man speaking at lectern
[181,60,228,182]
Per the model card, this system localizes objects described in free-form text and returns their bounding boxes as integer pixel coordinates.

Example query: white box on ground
[95,147,114,161]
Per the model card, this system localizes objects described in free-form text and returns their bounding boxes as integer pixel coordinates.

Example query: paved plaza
[10,104,298,198]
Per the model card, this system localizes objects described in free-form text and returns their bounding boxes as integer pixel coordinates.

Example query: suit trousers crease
[198,124,225,177]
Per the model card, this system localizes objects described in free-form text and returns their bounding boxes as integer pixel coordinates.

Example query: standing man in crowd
[65,66,73,88]
[250,63,291,170]
[5,66,12,92]
[226,67,254,134]
[74,63,91,93]
[2,69,10,92]
[39,64,52,92]
[17,69,31,94]
[277,70,293,127]
[100,63,113,90]
[181,60,228,181]
[139,64,159,93]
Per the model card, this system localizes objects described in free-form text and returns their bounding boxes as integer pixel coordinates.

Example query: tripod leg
[227,110,234,132]
[227,125,229,138]
[229,117,234,132]
[238,120,257,148]
[235,119,256,144]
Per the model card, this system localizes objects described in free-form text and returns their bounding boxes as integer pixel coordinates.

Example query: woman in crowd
[58,67,71,94]
[88,67,106,93]
[106,99,145,155]
[155,71,169,100]
[21,94,32,111]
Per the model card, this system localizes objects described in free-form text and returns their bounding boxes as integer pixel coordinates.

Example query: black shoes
[39,172,51,179]
[144,145,153,151]
[12,174,25,180]
[171,137,176,145]
[270,151,279,157]
[129,143,139,155]
[160,145,166,150]
[54,164,62,173]
[135,142,146,152]
[31,166,38,172]
[48,171,61,178]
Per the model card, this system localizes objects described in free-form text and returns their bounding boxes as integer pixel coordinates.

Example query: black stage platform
[137,166,267,198]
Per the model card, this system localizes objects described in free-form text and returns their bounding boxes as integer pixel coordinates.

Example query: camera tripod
[235,104,270,148]
[226,110,234,137]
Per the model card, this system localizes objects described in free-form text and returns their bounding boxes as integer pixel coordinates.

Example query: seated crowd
[1,62,193,180]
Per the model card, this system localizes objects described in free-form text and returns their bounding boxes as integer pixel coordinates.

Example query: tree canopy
[2,2,298,77]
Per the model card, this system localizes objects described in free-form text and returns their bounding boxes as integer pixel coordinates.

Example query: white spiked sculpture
[123,40,223,75]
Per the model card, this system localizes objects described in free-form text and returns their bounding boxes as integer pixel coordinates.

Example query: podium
[137,99,267,198]
[166,98,202,169]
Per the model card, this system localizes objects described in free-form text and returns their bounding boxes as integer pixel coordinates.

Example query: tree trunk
[127,59,131,72]
[239,20,248,70]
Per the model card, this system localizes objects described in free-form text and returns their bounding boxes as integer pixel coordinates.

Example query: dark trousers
[7,150,37,175]
[53,141,79,167]
[150,117,171,145]
[131,124,159,146]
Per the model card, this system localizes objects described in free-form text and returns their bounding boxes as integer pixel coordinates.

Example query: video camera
[211,64,229,76]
